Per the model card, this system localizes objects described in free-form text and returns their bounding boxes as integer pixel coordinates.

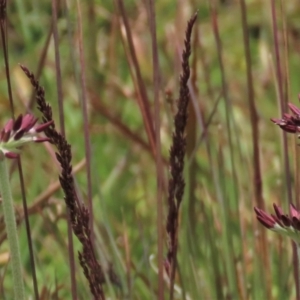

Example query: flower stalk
[297,243,300,296]
[0,156,25,300]
[0,114,52,299]
[257,99,300,296]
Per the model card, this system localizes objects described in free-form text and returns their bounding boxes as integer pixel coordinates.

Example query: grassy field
[0,0,300,299]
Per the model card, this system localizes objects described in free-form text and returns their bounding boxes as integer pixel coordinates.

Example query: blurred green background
[0,0,300,299]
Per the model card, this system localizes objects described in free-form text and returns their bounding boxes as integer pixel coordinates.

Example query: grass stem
[297,242,300,298]
[0,156,25,300]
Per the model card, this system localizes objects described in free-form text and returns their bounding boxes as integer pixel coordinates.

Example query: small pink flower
[271,102,300,135]
[0,114,53,159]
[254,204,300,242]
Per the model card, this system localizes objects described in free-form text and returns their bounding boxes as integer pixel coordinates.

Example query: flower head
[0,114,53,159]
[254,204,300,243]
[271,102,300,135]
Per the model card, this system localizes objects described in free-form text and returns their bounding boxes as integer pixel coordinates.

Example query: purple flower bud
[35,120,53,133]
[5,152,19,159]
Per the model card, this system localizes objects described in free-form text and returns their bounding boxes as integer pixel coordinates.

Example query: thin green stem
[297,242,300,297]
[0,156,25,300]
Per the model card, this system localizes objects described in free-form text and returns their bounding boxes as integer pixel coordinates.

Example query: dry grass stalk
[20,65,106,300]
[166,12,197,298]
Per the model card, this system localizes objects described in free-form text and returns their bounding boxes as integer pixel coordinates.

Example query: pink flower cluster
[255,204,300,242]
[0,114,53,159]
[271,103,300,135]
